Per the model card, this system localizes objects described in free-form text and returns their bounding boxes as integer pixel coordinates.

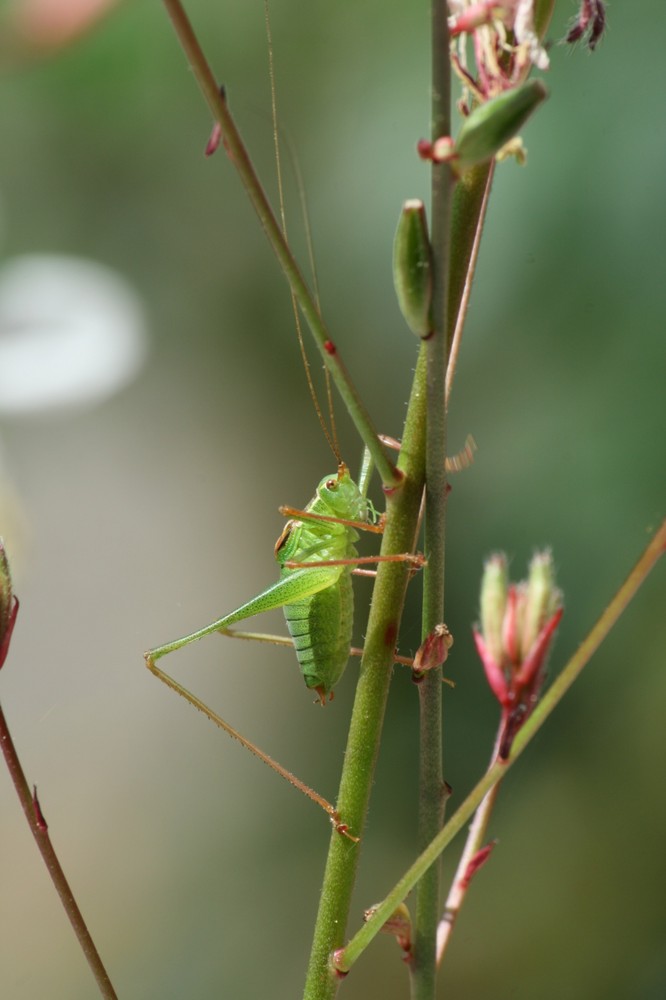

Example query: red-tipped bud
[475,550,563,718]
[459,840,497,890]
[205,122,222,157]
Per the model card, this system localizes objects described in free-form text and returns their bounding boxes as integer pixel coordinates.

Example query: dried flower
[412,623,454,681]
[448,0,551,98]
[565,0,606,51]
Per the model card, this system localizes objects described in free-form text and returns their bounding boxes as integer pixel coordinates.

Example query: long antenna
[263,0,341,463]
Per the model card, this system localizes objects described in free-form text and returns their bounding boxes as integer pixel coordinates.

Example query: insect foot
[330,811,360,844]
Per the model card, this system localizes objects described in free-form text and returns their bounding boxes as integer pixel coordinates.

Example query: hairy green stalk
[303,347,428,1000]
[303,156,495,997]
[410,3,452,997]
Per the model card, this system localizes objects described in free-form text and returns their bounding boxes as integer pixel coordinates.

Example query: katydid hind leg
[145,652,359,840]
[145,566,342,665]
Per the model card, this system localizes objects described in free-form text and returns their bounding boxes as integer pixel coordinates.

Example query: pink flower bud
[475,551,563,723]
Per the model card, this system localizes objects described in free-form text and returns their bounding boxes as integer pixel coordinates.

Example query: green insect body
[146,463,371,703]
[277,464,369,700]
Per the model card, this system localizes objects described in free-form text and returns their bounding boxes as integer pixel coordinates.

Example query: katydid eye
[326,479,337,491]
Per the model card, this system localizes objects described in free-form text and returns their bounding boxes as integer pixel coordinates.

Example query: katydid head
[316,463,368,524]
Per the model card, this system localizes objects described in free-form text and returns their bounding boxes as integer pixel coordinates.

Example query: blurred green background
[0,1,664,998]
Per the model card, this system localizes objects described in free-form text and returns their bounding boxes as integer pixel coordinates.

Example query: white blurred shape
[0,254,148,415]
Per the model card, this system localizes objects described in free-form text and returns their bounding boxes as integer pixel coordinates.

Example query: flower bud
[474,551,562,716]
[454,80,548,175]
[479,553,508,668]
[520,550,561,656]
[392,200,434,338]
[0,540,18,670]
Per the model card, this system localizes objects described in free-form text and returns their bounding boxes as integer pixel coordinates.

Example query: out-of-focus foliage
[0,2,663,998]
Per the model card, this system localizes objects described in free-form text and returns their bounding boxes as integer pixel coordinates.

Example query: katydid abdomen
[283,556,354,699]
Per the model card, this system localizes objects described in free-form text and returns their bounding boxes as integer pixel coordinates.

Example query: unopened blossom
[474,551,563,729]
[0,540,18,670]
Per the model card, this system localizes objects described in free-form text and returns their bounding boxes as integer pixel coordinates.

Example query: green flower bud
[454,80,548,175]
[479,553,508,668]
[520,550,562,657]
[392,199,433,338]
[0,540,18,670]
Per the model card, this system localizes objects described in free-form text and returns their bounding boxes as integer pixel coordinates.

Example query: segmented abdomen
[284,569,353,698]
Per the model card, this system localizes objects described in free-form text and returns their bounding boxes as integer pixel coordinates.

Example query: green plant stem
[303,159,494,1000]
[303,347,428,1000]
[410,3,452,998]
[0,702,118,999]
[334,517,666,973]
[161,0,398,488]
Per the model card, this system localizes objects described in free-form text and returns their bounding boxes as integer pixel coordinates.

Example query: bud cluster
[473,551,562,752]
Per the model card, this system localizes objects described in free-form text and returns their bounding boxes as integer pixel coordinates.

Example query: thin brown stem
[445,164,493,407]
[0,702,118,999]
[436,727,503,963]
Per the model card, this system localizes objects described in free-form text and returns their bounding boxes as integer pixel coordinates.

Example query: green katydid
[144,28,423,840]
[145,460,416,705]
[144,456,427,837]
[144,5,473,836]
[144,442,472,836]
